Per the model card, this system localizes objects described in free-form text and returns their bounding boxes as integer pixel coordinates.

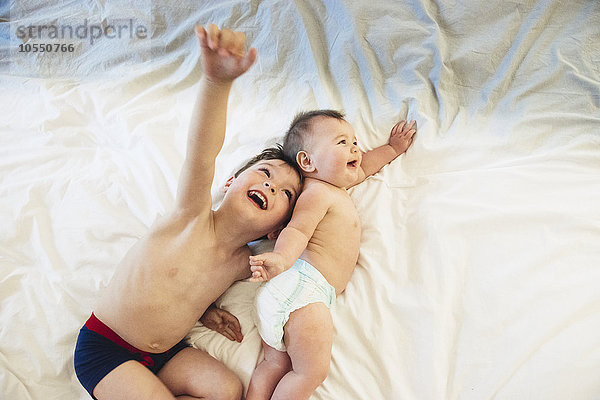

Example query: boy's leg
[93,360,175,400]
[246,340,292,400]
[272,302,333,400]
[158,347,243,400]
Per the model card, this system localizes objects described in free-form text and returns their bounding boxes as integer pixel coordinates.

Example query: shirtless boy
[246,110,416,400]
[74,25,302,400]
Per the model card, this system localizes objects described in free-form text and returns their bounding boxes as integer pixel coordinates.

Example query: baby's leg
[272,302,333,400]
[246,340,292,400]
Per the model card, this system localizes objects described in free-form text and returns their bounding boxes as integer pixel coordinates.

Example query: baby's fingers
[250,265,266,279]
[404,120,417,135]
[391,120,406,136]
[403,127,417,138]
[249,257,264,266]
[250,270,266,282]
[250,265,263,274]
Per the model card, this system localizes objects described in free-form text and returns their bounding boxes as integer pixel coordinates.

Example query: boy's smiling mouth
[247,190,268,210]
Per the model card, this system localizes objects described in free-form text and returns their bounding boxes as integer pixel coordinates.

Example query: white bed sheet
[1,1,599,399]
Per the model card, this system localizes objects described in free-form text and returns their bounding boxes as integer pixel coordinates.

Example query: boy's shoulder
[149,208,214,241]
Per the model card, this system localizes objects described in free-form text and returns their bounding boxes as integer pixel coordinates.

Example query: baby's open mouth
[347,160,358,168]
[248,190,268,210]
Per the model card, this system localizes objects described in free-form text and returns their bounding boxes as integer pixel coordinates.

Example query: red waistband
[85,313,148,355]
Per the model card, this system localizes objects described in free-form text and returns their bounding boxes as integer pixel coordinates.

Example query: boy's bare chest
[158,232,249,288]
[120,222,249,304]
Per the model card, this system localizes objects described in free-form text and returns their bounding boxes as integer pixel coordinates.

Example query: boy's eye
[259,168,271,177]
[338,140,346,145]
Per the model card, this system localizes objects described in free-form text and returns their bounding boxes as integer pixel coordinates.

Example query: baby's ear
[223,176,234,193]
[297,151,315,173]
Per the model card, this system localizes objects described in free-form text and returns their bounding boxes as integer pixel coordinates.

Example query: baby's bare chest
[313,193,361,243]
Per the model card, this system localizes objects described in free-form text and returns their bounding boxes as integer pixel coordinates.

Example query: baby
[246,110,416,399]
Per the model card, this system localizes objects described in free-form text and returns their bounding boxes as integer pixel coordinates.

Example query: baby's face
[305,117,362,188]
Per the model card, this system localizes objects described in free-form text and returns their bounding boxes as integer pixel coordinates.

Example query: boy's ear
[223,176,234,192]
[296,151,315,173]
[266,227,283,241]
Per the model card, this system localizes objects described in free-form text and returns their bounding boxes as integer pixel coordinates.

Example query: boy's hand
[249,253,286,282]
[200,305,243,343]
[389,120,417,155]
[195,24,257,83]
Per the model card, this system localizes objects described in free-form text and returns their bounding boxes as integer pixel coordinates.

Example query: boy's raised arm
[175,25,257,213]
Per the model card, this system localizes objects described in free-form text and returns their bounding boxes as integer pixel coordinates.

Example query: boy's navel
[149,342,161,350]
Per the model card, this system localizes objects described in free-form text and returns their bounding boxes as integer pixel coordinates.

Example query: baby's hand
[249,253,286,282]
[389,120,417,155]
[195,24,257,83]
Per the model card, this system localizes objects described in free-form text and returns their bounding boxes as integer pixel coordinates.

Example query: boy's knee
[213,376,242,400]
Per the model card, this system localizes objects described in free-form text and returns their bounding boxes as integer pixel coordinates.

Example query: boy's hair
[283,109,345,165]
[233,144,303,181]
[234,145,303,241]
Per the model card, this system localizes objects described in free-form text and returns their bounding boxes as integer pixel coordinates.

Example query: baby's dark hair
[282,109,345,165]
[233,144,303,181]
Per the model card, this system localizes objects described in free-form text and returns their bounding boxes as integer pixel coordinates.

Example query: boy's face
[303,117,362,188]
[224,159,301,235]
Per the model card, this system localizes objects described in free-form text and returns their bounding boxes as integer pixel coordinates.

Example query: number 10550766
[18,43,75,52]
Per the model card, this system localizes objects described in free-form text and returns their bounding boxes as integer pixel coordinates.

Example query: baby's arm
[249,185,330,281]
[351,120,417,187]
[175,25,257,214]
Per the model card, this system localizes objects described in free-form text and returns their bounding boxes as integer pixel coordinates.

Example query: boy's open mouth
[247,190,268,210]
[347,160,358,168]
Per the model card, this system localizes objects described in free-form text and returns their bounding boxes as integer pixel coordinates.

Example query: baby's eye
[337,140,346,145]
[353,141,358,146]
[259,168,271,177]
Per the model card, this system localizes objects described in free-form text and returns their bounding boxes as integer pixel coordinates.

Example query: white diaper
[253,258,336,352]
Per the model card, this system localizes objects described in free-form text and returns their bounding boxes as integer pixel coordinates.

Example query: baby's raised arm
[175,25,257,214]
[350,120,416,187]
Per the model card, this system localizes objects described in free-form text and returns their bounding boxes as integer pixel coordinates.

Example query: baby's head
[283,110,362,188]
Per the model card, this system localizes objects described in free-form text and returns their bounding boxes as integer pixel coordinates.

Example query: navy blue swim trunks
[74,313,188,398]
